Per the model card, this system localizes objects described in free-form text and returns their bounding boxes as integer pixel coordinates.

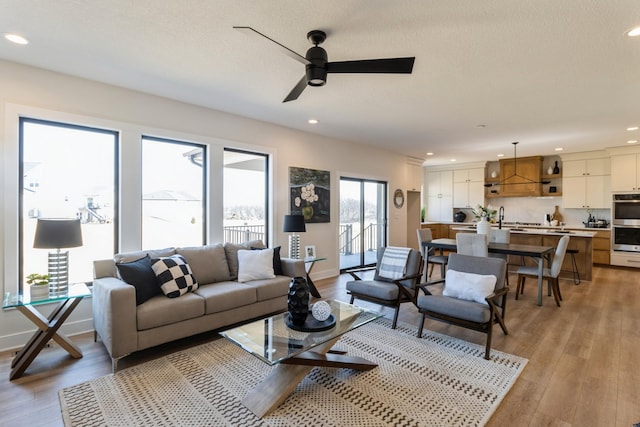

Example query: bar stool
[566,248,580,285]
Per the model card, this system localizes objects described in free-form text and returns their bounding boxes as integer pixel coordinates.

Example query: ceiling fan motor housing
[305,46,327,86]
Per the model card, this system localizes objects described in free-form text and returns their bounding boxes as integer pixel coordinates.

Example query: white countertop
[450,225,597,237]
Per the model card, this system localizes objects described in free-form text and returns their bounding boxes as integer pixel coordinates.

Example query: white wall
[0,60,411,351]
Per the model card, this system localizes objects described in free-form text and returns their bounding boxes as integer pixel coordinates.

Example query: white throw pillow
[237,248,275,282]
[443,269,497,305]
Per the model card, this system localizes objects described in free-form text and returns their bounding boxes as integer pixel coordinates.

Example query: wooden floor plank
[0,265,639,426]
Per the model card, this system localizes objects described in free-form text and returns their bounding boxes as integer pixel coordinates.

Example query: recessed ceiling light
[450,158,456,162]
[475,124,486,128]
[307,119,318,124]
[497,153,504,157]
[628,140,638,144]
[555,147,563,151]
[627,26,640,37]
[4,33,28,45]
[426,152,434,156]
[627,126,639,131]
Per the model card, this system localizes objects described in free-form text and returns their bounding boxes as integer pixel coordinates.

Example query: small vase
[476,217,491,235]
[547,166,553,175]
[302,205,314,221]
[553,161,560,174]
[288,277,309,326]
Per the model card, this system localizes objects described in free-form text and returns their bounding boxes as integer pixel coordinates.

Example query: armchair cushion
[346,280,399,301]
[417,295,491,323]
[443,269,497,305]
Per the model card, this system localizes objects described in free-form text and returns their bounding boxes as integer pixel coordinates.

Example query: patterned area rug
[59,318,527,426]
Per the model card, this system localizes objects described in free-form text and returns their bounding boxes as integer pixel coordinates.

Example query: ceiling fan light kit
[234,26,415,102]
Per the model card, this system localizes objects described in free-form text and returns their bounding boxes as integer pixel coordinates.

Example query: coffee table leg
[241,336,376,418]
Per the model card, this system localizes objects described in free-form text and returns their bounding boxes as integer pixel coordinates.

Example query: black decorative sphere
[288,276,310,326]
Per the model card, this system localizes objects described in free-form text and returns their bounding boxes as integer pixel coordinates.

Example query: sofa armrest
[92,276,138,360]
[94,258,117,279]
[280,257,306,278]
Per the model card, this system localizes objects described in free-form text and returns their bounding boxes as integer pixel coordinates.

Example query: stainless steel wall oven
[612,194,640,253]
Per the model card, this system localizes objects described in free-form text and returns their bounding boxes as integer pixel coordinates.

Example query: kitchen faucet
[498,206,505,229]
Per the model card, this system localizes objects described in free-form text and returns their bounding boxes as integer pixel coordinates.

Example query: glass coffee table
[220,299,382,418]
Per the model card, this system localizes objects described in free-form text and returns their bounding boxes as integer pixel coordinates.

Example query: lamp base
[289,234,301,259]
[48,250,69,294]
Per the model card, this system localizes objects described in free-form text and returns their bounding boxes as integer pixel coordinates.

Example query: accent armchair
[346,247,423,329]
[415,253,508,359]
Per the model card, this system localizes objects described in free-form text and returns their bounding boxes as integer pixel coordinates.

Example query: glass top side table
[303,257,327,298]
[2,282,91,380]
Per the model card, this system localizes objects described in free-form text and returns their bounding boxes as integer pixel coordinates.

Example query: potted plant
[26,273,49,300]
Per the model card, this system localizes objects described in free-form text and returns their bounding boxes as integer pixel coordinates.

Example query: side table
[2,282,91,380]
[304,257,326,298]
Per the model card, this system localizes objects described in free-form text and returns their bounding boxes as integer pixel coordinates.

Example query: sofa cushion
[224,240,265,280]
[251,245,283,275]
[241,275,291,301]
[177,244,231,283]
[237,249,275,282]
[193,281,257,314]
[151,254,199,298]
[114,247,176,264]
[115,254,160,305]
[136,292,205,330]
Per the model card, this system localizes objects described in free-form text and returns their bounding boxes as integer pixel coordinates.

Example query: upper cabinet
[426,170,453,221]
[610,154,640,192]
[453,167,484,208]
[406,160,423,192]
[561,154,610,209]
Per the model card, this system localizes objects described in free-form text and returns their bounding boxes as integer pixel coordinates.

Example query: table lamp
[33,218,83,294]
[283,214,305,259]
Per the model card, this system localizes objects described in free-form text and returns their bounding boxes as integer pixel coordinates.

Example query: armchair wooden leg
[515,275,524,300]
[391,306,399,329]
[349,295,355,304]
[428,263,434,278]
[417,313,425,338]
[484,326,493,360]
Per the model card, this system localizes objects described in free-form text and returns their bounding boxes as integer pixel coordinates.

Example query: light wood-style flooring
[1,265,639,426]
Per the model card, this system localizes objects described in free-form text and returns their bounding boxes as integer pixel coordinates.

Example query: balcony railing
[339,223,377,255]
[223,225,265,244]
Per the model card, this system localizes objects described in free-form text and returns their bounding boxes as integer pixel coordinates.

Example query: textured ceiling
[1,0,640,165]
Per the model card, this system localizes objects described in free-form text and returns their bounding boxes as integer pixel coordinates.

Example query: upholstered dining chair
[515,235,570,307]
[346,247,423,329]
[416,228,448,280]
[415,253,508,360]
[456,233,489,257]
[489,229,511,285]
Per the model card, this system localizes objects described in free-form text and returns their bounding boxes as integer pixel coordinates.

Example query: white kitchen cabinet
[562,157,610,208]
[406,162,423,192]
[426,170,453,221]
[453,167,484,208]
[610,154,640,192]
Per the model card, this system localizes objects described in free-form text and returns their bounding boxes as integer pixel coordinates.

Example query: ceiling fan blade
[283,75,308,103]
[233,26,309,65]
[327,57,415,74]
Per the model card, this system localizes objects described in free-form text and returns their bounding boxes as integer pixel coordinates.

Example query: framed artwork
[289,167,330,223]
[305,245,316,259]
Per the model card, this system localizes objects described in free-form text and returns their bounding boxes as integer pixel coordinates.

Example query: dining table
[422,238,555,306]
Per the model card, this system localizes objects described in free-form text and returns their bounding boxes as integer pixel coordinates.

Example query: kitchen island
[451,225,596,281]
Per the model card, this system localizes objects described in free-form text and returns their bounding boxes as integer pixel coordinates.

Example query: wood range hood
[497,155,544,197]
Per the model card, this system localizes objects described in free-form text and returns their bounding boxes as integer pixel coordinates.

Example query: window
[223,149,268,244]
[20,118,118,289]
[142,136,206,248]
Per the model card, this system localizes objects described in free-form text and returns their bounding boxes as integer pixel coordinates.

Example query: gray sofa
[92,241,306,370]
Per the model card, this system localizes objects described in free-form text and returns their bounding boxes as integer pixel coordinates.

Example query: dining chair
[489,229,511,285]
[345,247,423,329]
[456,233,488,257]
[515,235,570,306]
[416,228,448,280]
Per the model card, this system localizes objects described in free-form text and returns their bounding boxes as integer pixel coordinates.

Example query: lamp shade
[33,218,83,249]
[283,214,306,233]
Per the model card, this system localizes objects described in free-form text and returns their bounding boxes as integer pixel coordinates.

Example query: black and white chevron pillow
[151,254,198,298]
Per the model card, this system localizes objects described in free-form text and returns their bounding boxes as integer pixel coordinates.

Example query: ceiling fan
[233,26,416,102]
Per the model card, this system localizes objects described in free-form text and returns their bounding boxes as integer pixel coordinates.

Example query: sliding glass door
[339,177,387,270]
